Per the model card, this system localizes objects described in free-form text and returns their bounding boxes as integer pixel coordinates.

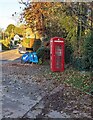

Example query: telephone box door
[50,37,64,72]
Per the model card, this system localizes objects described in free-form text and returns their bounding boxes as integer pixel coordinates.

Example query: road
[0,49,22,63]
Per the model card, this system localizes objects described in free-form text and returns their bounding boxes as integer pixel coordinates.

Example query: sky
[0,0,24,30]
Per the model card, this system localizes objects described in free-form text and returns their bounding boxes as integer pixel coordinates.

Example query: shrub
[72,57,85,71]
[33,39,41,51]
[65,41,73,64]
[83,32,93,70]
[37,46,50,63]
[71,32,93,71]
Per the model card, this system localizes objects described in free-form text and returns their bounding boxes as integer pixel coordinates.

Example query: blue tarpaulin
[21,52,38,63]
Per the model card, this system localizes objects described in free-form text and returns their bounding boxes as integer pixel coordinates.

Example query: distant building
[14,34,23,41]
[11,34,23,46]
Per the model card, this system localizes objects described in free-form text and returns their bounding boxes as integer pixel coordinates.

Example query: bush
[65,41,73,64]
[72,57,85,71]
[71,32,93,71]
[33,39,41,51]
[83,32,93,70]
[37,46,50,63]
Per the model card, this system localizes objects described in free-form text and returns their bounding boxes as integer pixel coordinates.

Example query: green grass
[65,71,91,93]
[45,66,92,95]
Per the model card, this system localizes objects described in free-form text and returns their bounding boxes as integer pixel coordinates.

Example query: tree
[5,24,15,39]
[5,24,25,39]
[14,26,25,36]
[22,2,63,36]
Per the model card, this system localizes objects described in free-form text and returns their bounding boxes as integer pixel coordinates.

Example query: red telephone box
[50,37,65,72]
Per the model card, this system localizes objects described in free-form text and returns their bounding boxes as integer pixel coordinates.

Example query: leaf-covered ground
[2,62,93,118]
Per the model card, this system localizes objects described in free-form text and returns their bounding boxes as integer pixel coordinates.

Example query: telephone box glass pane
[55,45,62,69]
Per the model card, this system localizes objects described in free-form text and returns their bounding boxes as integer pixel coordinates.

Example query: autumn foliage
[23,2,63,35]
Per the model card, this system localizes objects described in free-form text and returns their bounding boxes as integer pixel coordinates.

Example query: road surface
[0,49,22,63]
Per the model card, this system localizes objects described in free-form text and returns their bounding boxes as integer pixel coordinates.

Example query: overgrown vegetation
[33,39,41,51]
[37,46,50,64]
[43,66,92,95]
[83,32,93,71]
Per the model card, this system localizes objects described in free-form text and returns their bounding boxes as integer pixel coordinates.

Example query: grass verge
[44,65,93,95]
